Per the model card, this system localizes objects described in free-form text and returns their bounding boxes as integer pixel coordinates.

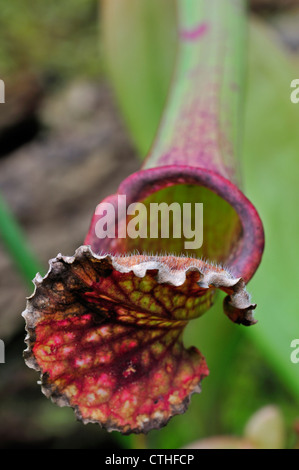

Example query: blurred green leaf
[243,18,299,401]
[101,0,177,158]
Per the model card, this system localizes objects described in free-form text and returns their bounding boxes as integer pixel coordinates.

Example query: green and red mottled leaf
[23,246,255,433]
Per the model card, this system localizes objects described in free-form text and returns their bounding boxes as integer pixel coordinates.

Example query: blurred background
[0,0,299,449]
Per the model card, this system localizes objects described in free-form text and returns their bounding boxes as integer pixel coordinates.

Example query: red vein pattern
[23,246,256,433]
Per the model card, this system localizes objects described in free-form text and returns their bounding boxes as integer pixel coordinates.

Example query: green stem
[0,194,42,285]
[145,0,246,186]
